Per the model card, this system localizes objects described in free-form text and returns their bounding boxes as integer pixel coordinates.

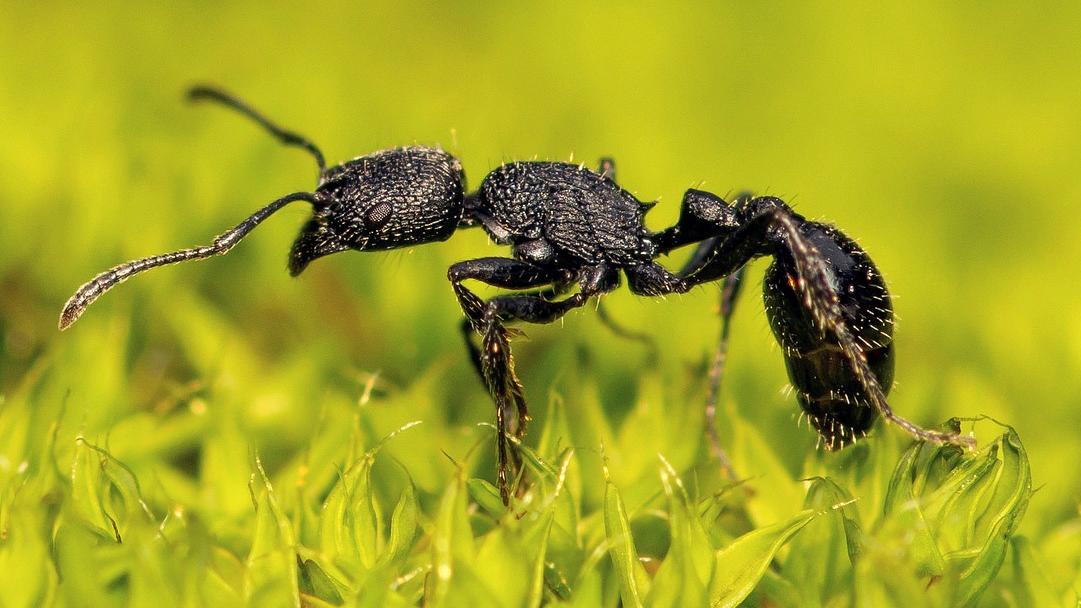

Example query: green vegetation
[1,3,1079,606]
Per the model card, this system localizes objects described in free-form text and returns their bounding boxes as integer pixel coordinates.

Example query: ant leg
[671,192,755,275]
[676,195,754,476]
[636,235,748,473]
[187,85,326,174]
[479,288,599,415]
[459,318,485,380]
[680,209,777,284]
[595,303,659,363]
[590,157,664,358]
[704,268,745,478]
[449,258,568,378]
[653,189,740,255]
[448,258,579,503]
[456,281,573,381]
[625,262,691,296]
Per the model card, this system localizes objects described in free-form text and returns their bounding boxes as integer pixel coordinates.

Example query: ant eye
[364,201,393,230]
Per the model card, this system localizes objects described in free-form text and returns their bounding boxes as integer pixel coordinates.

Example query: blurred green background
[1,1,1079,603]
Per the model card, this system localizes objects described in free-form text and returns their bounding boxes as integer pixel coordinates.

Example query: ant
[60,87,975,505]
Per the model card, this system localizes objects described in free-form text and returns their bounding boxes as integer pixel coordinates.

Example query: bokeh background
[1,1,1079,599]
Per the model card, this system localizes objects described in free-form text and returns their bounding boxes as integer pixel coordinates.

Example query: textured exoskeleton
[60,86,974,505]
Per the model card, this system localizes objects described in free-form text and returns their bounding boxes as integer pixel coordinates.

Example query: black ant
[59,87,975,504]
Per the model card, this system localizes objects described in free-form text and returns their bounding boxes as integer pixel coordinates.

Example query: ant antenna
[59,191,317,330]
[187,85,327,174]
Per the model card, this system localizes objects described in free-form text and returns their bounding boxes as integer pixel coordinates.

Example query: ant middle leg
[680,195,753,476]
[590,157,661,358]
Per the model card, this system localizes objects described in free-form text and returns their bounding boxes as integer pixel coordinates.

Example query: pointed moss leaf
[383,482,417,565]
[518,449,579,604]
[318,422,420,572]
[648,459,712,608]
[882,499,948,578]
[467,478,506,518]
[526,514,555,608]
[708,509,817,608]
[428,473,474,605]
[68,438,118,540]
[247,458,301,607]
[950,430,1032,605]
[318,466,356,568]
[352,562,413,608]
[519,445,578,550]
[754,569,803,607]
[881,442,949,577]
[883,440,962,517]
[517,439,559,481]
[295,488,324,552]
[319,459,375,571]
[126,522,184,608]
[812,440,890,528]
[298,558,345,605]
[819,476,866,564]
[353,465,383,569]
[853,543,928,608]
[883,440,925,515]
[536,390,568,461]
[877,427,1032,605]
[784,478,859,607]
[603,475,650,608]
[920,443,1001,556]
[428,560,504,608]
[79,440,155,527]
[205,546,246,605]
[464,514,552,607]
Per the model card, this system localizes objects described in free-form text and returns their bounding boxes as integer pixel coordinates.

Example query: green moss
[2,3,1079,605]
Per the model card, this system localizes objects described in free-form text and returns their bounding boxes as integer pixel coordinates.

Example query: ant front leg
[448,259,610,504]
[450,258,569,380]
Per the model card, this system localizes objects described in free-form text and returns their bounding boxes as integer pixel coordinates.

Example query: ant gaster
[60,87,974,505]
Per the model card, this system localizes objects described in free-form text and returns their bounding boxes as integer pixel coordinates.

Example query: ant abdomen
[763,221,895,449]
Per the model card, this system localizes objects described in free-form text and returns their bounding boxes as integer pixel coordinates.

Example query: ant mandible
[60,87,974,505]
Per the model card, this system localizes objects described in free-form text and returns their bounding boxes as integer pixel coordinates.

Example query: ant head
[59,148,466,330]
[288,146,466,275]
